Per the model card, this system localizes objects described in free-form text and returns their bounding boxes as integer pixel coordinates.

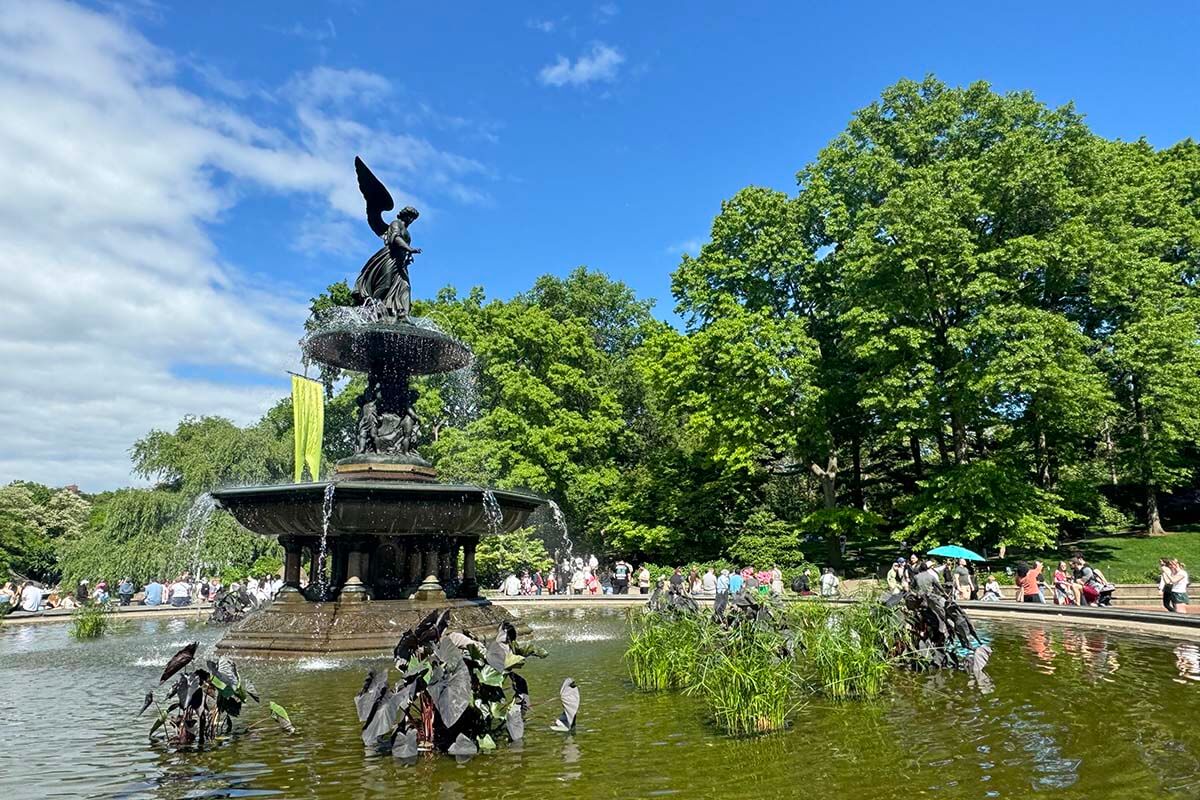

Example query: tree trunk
[1102,422,1118,486]
[950,411,969,464]
[934,426,949,465]
[1146,485,1166,536]
[810,452,838,509]
[909,434,924,480]
[1035,429,1050,489]
[1131,377,1166,535]
[851,435,865,510]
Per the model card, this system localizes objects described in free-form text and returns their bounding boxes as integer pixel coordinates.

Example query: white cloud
[0,1,485,490]
[526,18,556,34]
[270,19,337,42]
[594,3,619,22]
[665,238,704,256]
[538,43,624,88]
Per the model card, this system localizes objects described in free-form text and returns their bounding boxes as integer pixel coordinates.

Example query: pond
[1,607,1199,799]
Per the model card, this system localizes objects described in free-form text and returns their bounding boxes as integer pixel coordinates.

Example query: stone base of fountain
[214,593,521,657]
[333,456,439,483]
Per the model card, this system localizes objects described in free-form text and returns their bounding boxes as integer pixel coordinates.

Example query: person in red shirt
[1014,561,1045,603]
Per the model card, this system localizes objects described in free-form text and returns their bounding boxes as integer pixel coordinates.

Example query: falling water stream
[480,488,504,535]
[547,500,574,568]
[178,493,216,580]
[317,483,335,598]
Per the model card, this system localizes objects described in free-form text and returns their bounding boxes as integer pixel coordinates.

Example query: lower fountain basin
[211,480,543,538]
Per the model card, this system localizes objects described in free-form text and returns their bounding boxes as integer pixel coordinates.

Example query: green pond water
[2,607,1199,799]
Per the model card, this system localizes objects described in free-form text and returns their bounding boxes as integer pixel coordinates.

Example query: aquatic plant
[625,607,708,691]
[356,610,566,761]
[139,642,294,747]
[785,596,905,700]
[625,586,990,735]
[69,601,113,639]
[689,620,801,735]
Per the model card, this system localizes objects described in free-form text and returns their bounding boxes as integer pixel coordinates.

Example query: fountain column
[340,536,372,602]
[307,545,321,599]
[460,538,479,598]
[414,537,446,601]
[278,535,305,601]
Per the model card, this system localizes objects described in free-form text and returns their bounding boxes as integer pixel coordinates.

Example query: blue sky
[159,0,1200,316]
[1,0,1197,489]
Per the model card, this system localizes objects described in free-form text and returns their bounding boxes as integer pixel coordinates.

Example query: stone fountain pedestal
[211,479,542,657]
[214,594,517,657]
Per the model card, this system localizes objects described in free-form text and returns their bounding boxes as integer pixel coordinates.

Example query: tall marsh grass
[626,594,911,735]
[625,608,708,690]
[689,623,800,735]
[69,602,113,639]
[788,597,904,700]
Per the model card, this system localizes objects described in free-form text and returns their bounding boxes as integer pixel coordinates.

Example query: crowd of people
[0,571,285,614]
[881,551,1190,613]
[492,549,1190,616]
[499,557,839,599]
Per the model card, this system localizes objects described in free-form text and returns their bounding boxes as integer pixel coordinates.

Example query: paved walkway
[2,601,214,625]
[6,587,1195,641]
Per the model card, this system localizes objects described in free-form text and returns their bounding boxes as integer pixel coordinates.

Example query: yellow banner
[292,375,324,482]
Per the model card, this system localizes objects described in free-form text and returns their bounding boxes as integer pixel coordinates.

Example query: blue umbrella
[927,545,986,562]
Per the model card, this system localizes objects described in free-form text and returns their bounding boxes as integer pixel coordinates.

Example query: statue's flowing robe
[354,219,412,318]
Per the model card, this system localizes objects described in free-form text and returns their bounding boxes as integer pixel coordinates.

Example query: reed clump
[626,588,970,736]
[625,607,707,690]
[69,601,112,639]
[688,621,800,735]
[787,594,905,700]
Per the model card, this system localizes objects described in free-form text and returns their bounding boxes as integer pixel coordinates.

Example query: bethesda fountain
[210,157,544,656]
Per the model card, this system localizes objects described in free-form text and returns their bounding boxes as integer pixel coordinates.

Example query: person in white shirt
[502,573,521,596]
[701,569,717,593]
[770,565,784,596]
[819,568,840,598]
[19,582,43,612]
[1162,558,1190,613]
[169,578,191,607]
[254,576,270,606]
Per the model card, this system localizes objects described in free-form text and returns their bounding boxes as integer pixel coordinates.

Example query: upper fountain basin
[211,481,543,538]
[302,320,472,376]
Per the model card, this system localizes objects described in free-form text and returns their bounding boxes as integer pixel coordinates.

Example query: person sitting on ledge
[1072,555,1114,606]
[1014,561,1044,603]
[819,567,840,598]
[169,576,191,607]
[981,574,1003,602]
[143,577,164,606]
[1053,562,1081,606]
[117,577,134,606]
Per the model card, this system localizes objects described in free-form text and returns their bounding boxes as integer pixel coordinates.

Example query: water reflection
[1177,643,1200,683]
[3,611,1200,799]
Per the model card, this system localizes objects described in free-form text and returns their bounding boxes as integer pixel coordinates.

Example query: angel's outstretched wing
[355,156,394,238]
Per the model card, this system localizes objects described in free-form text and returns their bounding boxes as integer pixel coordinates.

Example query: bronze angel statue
[352,156,421,319]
